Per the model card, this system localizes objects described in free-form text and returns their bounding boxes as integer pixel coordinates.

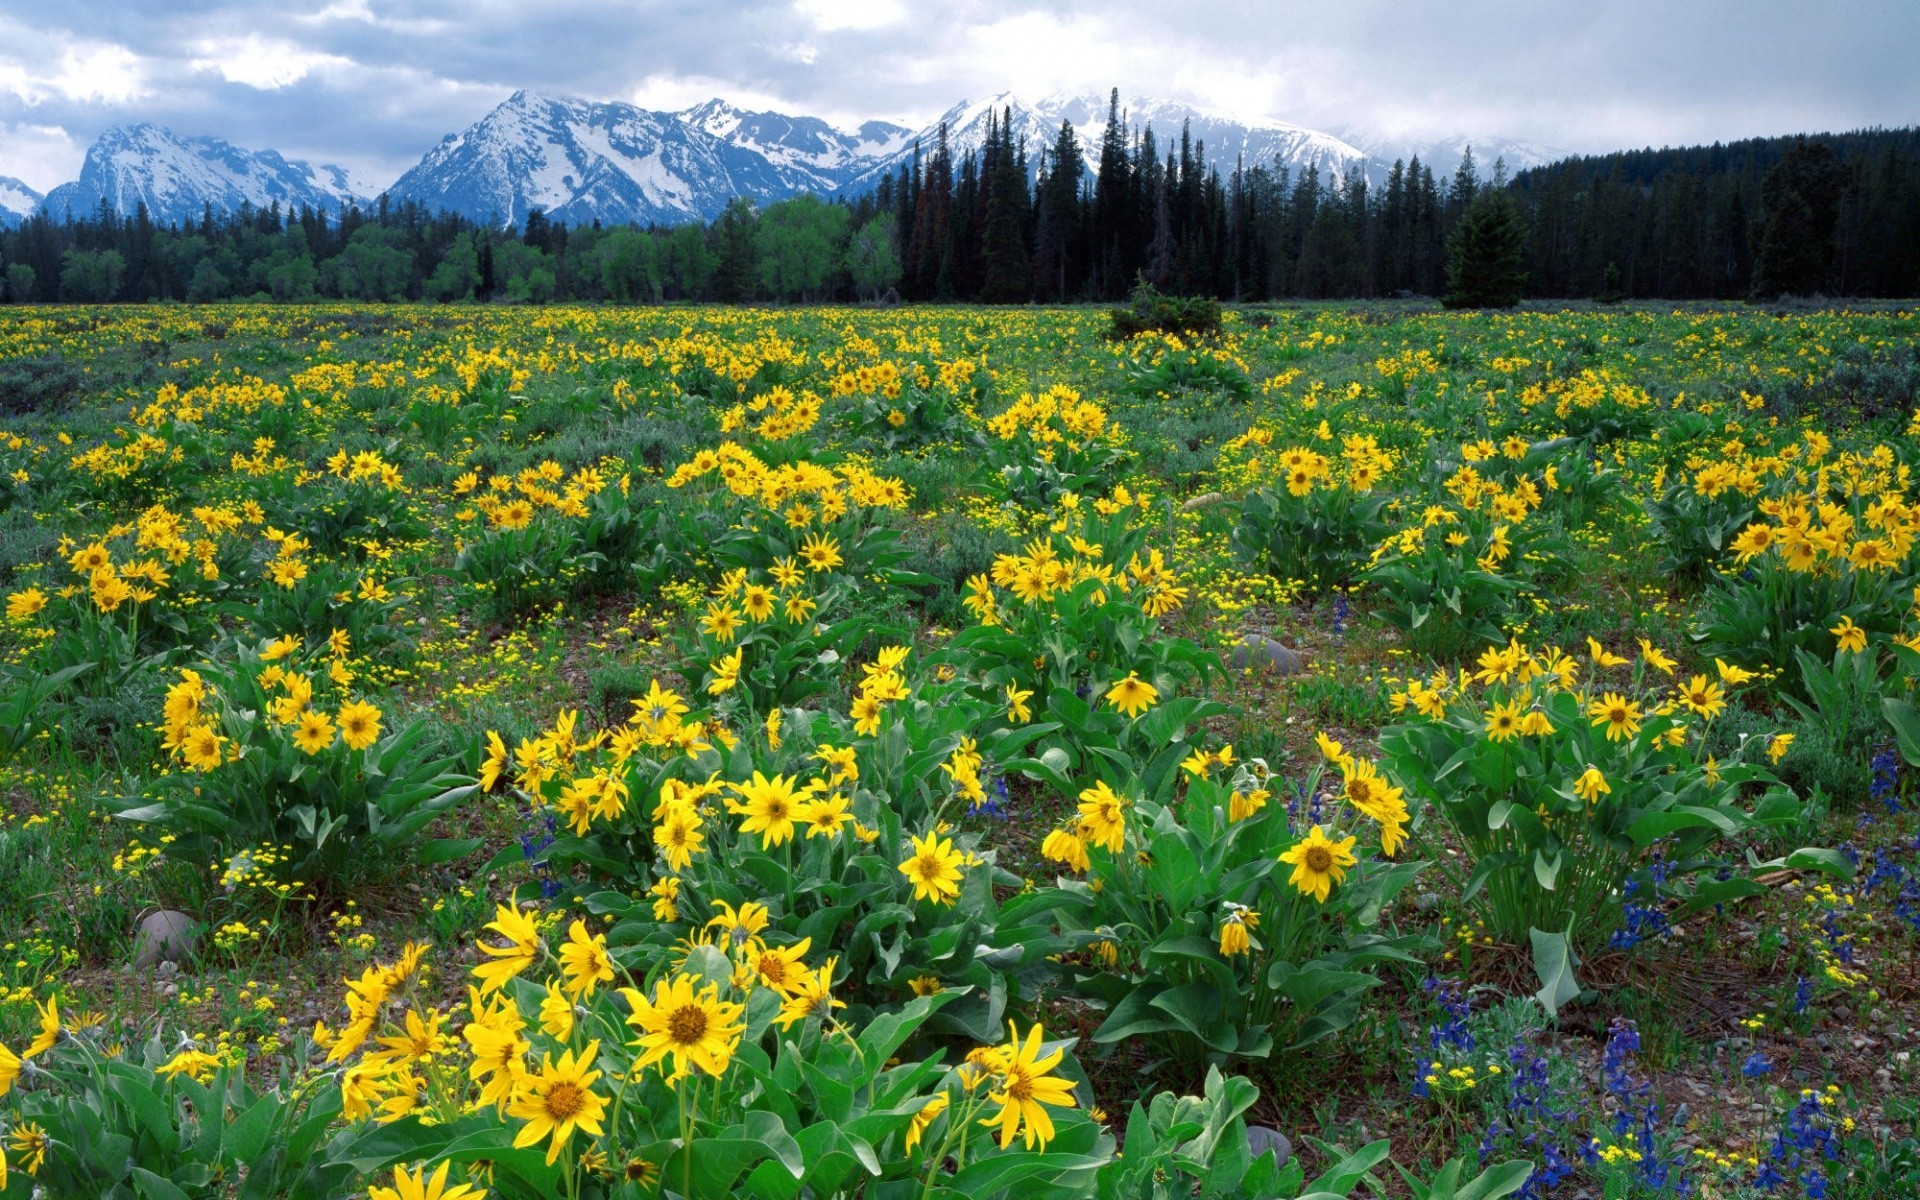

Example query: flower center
[1304,846,1333,872]
[667,1003,709,1046]
[1006,1068,1035,1102]
[546,1081,584,1120]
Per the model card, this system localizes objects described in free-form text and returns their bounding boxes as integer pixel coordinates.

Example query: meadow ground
[0,299,1918,1198]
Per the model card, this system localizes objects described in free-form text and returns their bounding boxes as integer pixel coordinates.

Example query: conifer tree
[1442,190,1528,308]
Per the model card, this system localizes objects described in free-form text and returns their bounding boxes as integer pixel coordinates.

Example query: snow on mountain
[0,176,41,227]
[36,124,366,225]
[12,93,1569,230]
[388,90,910,227]
[845,92,1375,192]
[676,98,911,187]
[1335,127,1566,183]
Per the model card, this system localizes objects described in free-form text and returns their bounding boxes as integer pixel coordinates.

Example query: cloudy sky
[1,0,1915,192]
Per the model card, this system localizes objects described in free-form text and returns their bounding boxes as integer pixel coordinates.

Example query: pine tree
[1751,139,1845,299]
[979,107,1032,303]
[1442,190,1529,308]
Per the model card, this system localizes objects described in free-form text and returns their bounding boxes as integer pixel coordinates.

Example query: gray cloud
[2,0,1916,192]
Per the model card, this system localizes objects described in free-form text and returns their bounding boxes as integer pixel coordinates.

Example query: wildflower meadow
[0,299,1917,1198]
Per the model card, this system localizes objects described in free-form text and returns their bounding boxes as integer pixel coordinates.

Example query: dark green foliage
[1,117,1915,306]
[0,352,83,415]
[1769,338,1920,422]
[1751,140,1846,299]
[1108,278,1223,339]
[1442,191,1528,309]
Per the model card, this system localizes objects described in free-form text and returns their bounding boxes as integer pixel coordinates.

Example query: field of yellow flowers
[1,300,1918,1198]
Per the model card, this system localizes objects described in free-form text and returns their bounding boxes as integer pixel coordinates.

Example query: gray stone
[1247,1126,1292,1166]
[1229,634,1306,676]
[1181,491,1226,511]
[134,910,199,968]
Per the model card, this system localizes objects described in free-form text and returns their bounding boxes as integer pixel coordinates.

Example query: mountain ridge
[14,91,1565,229]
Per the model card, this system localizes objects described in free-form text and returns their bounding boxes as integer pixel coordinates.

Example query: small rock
[1181,492,1225,511]
[1229,634,1307,676]
[1247,1126,1292,1167]
[135,910,199,968]
[1413,892,1442,912]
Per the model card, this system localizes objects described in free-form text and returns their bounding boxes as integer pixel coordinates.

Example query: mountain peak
[37,124,365,224]
[0,175,42,227]
[15,89,1565,230]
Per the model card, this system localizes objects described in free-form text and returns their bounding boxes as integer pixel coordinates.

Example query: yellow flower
[1315,731,1353,768]
[1040,828,1090,873]
[8,1123,47,1175]
[1218,909,1258,957]
[622,975,745,1078]
[743,936,813,995]
[369,1160,488,1200]
[539,984,574,1040]
[337,699,383,750]
[507,1041,608,1165]
[1075,780,1129,853]
[293,709,337,754]
[906,1093,949,1151]
[25,996,60,1058]
[156,1047,224,1082]
[1483,698,1524,742]
[980,1021,1078,1150]
[1572,767,1611,803]
[653,805,705,871]
[0,1041,18,1098]
[699,603,743,644]
[1005,683,1034,723]
[899,831,965,904]
[558,920,614,999]
[1638,640,1677,676]
[705,646,743,695]
[799,792,852,838]
[1678,674,1726,719]
[1768,732,1795,764]
[728,771,801,847]
[179,724,226,772]
[1715,658,1756,685]
[473,904,543,996]
[1588,638,1628,668]
[774,956,846,1029]
[1278,825,1358,904]
[1588,692,1643,742]
[5,587,47,620]
[799,530,843,571]
[1831,615,1867,654]
[1104,672,1158,718]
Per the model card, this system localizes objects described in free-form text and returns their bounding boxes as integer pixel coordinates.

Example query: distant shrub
[1107,278,1223,340]
[0,353,84,415]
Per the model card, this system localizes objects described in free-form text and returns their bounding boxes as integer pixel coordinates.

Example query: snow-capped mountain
[387,90,908,228]
[0,176,41,227]
[7,92,1568,230]
[677,98,911,188]
[845,92,1375,192]
[36,124,366,225]
[1335,127,1566,183]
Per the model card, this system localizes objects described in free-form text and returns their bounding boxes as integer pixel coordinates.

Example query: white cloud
[793,0,906,33]
[190,35,353,90]
[0,18,151,107]
[0,120,84,192]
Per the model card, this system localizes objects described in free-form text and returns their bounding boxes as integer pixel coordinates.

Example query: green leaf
[416,836,484,864]
[1455,1159,1536,1200]
[1783,846,1856,882]
[1528,927,1581,1018]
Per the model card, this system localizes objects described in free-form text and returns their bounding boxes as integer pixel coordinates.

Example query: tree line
[1,96,1914,306]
